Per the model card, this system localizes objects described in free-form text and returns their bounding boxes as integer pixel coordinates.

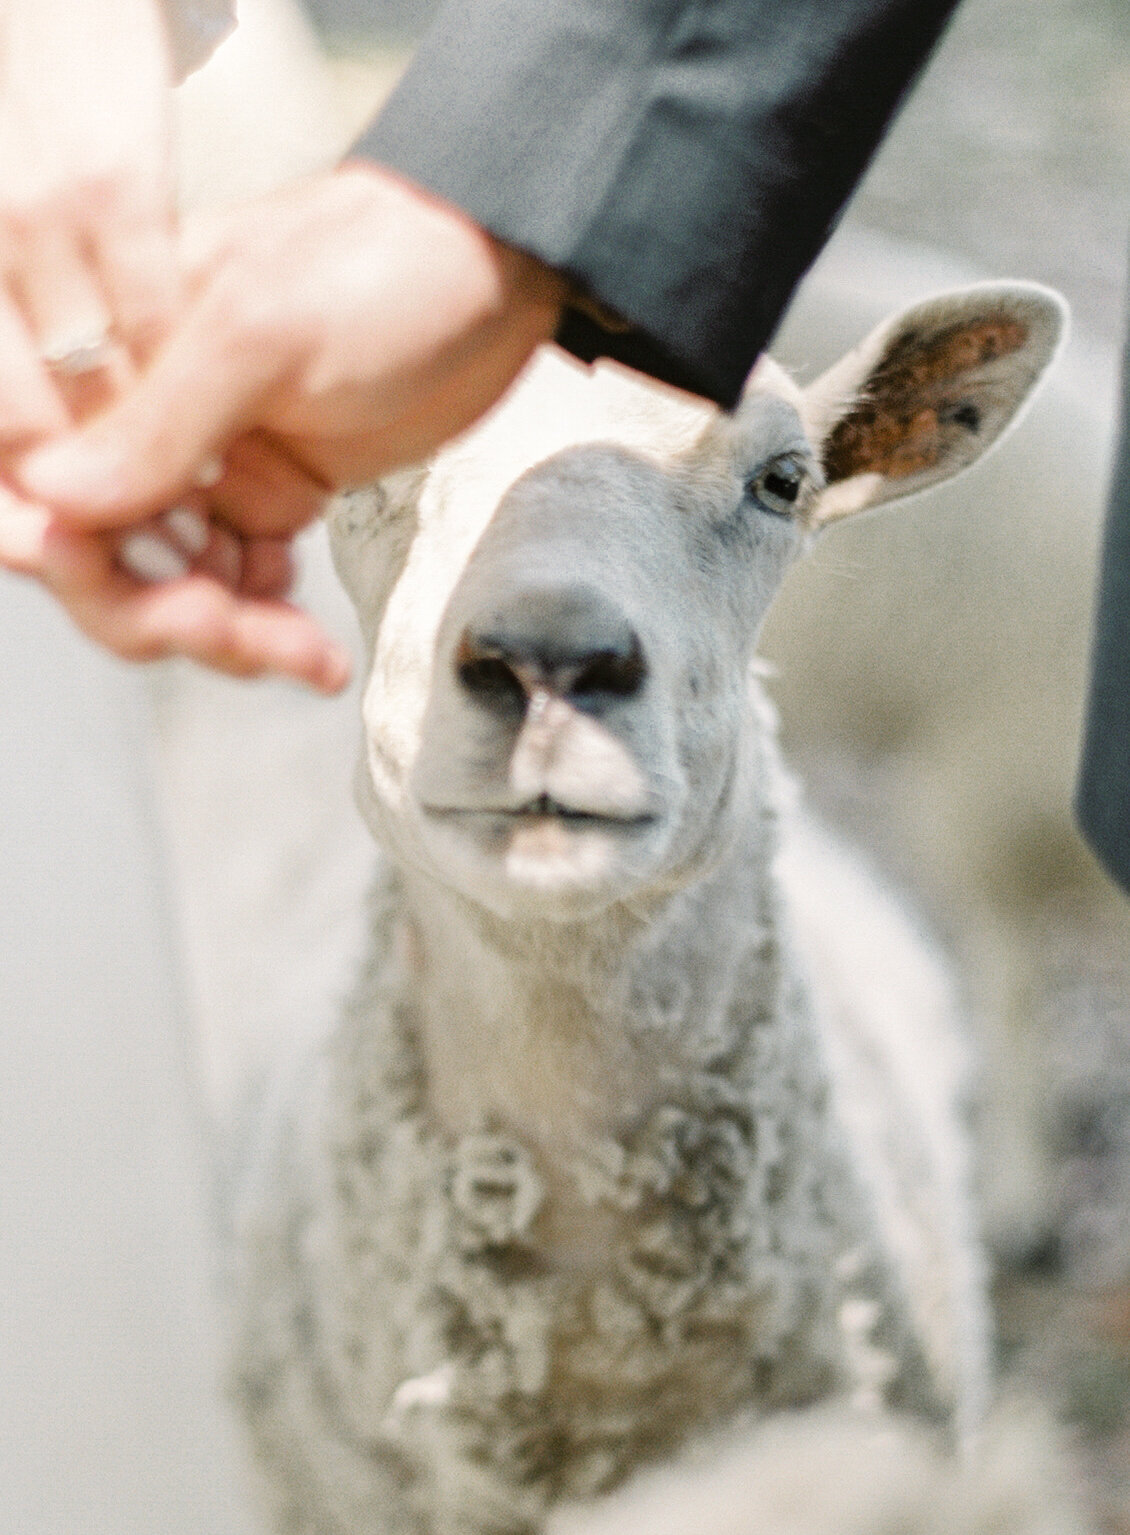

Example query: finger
[193,517,243,589]
[93,212,180,365]
[207,431,330,538]
[120,509,295,600]
[0,503,163,657]
[19,284,298,523]
[238,537,294,600]
[119,506,241,589]
[10,218,114,363]
[0,291,70,447]
[49,342,134,425]
[0,479,51,573]
[40,521,350,690]
[126,582,352,691]
[118,526,191,583]
[9,217,136,431]
[155,510,297,605]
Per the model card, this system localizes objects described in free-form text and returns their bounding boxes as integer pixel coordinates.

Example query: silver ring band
[40,329,115,377]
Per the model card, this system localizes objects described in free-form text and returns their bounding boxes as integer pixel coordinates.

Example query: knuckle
[76,167,130,216]
[73,165,157,231]
[205,269,284,353]
[2,168,121,232]
[2,190,54,242]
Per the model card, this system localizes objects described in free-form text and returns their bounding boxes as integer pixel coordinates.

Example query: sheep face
[330,283,1065,921]
[332,355,815,919]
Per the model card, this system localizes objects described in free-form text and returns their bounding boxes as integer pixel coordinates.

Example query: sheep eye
[747,454,806,518]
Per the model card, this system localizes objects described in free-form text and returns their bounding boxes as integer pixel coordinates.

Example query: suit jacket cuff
[354,0,960,408]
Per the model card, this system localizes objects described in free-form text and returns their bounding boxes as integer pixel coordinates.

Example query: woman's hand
[0,0,351,690]
[8,162,562,688]
[0,0,180,447]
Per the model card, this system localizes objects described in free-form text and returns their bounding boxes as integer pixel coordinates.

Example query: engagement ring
[40,328,115,378]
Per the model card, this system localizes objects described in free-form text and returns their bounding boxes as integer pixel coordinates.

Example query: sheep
[228,283,1067,1535]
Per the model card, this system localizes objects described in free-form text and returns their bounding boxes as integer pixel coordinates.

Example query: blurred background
[2,1,1128,1530]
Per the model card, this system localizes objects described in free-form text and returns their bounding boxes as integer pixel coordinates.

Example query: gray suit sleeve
[1077,326,1130,895]
[355,0,961,406]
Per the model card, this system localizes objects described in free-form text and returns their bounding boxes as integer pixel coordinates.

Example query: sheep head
[329,283,1065,919]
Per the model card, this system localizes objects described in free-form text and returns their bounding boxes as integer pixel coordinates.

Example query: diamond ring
[40,328,115,378]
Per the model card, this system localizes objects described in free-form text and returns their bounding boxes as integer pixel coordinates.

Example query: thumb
[16,296,286,526]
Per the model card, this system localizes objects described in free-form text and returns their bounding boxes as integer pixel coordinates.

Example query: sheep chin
[415,803,671,920]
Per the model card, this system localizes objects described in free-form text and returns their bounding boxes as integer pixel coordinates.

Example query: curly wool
[229,709,953,1535]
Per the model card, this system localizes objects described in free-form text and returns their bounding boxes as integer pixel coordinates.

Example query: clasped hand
[0,40,564,691]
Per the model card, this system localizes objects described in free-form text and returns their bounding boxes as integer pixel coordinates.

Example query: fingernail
[119,531,190,583]
[163,505,210,556]
[193,455,224,489]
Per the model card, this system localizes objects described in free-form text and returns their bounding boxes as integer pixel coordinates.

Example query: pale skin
[0,0,566,689]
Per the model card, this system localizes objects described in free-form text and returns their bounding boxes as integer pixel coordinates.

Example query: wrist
[340,160,566,340]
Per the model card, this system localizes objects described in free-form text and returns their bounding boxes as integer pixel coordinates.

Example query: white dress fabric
[163,0,237,79]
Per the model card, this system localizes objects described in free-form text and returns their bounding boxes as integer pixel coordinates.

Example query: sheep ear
[327,489,384,611]
[326,470,424,631]
[802,282,1067,526]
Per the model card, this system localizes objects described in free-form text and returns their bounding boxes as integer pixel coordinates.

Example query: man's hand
[19,165,567,524]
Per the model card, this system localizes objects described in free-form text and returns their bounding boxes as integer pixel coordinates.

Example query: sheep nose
[456,584,646,717]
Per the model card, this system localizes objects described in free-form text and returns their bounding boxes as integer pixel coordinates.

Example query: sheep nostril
[454,585,647,717]
[571,641,646,701]
[456,648,528,717]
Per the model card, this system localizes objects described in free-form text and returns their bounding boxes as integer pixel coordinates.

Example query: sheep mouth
[423,796,658,830]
